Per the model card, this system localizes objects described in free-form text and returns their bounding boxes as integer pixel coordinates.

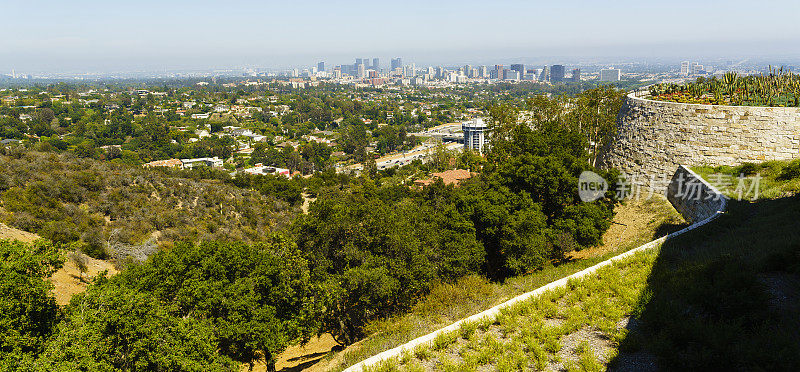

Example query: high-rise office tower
[372,58,380,71]
[550,65,565,82]
[510,64,524,78]
[572,68,581,82]
[600,68,621,82]
[391,58,403,70]
[540,66,550,82]
[681,61,691,76]
[505,70,520,81]
[494,65,504,79]
[317,62,325,72]
[464,64,473,77]
[479,66,488,78]
[358,64,366,79]
[404,64,416,77]
[356,58,363,66]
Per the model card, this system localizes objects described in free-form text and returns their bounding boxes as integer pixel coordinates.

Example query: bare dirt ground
[301,193,317,215]
[244,334,340,372]
[0,222,118,305]
[0,222,40,242]
[49,254,118,305]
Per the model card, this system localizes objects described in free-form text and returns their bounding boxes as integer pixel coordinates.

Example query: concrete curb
[343,166,727,372]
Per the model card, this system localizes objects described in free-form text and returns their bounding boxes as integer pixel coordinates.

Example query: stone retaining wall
[602,92,800,191]
[666,165,726,223]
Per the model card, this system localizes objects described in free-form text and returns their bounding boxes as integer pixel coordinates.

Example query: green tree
[37,281,236,371]
[0,240,63,370]
[340,121,368,162]
[569,86,625,167]
[295,184,483,345]
[114,238,320,371]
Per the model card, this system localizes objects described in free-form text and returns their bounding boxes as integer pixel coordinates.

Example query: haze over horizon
[3,0,800,74]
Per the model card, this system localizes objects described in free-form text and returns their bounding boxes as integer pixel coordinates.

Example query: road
[336,141,463,173]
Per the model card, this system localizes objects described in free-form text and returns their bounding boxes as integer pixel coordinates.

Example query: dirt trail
[0,222,39,242]
[301,193,316,215]
[245,334,339,372]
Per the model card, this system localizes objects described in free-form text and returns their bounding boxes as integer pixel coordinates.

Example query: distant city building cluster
[256,57,606,89]
[681,61,711,77]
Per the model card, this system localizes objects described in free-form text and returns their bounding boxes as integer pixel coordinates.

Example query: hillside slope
[0,150,298,260]
[365,161,800,371]
[0,222,117,305]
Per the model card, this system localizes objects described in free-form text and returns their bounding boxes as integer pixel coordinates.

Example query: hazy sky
[2,0,799,73]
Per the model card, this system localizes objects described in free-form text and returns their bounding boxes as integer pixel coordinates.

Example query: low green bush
[778,159,800,180]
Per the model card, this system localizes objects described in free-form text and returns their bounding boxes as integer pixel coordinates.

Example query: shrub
[734,162,759,176]
[778,159,800,180]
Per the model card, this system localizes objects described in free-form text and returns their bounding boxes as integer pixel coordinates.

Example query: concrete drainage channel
[343,165,727,372]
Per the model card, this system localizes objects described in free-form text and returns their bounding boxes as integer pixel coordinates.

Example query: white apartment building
[462,118,488,154]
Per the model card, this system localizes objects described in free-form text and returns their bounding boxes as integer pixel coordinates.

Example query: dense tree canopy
[0,240,63,370]
[295,181,484,344]
[114,238,319,370]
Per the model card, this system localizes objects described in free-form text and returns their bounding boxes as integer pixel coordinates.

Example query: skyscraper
[358,63,366,79]
[403,64,416,77]
[317,62,325,72]
[572,68,581,82]
[505,70,520,81]
[681,61,691,76]
[540,66,550,82]
[600,68,621,82]
[372,58,380,71]
[550,65,565,82]
[494,65,504,79]
[391,58,403,70]
[510,64,525,78]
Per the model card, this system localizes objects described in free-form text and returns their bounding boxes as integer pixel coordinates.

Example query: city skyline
[2,0,800,73]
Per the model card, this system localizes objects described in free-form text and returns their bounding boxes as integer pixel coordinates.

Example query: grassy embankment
[314,196,685,372]
[363,159,800,371]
